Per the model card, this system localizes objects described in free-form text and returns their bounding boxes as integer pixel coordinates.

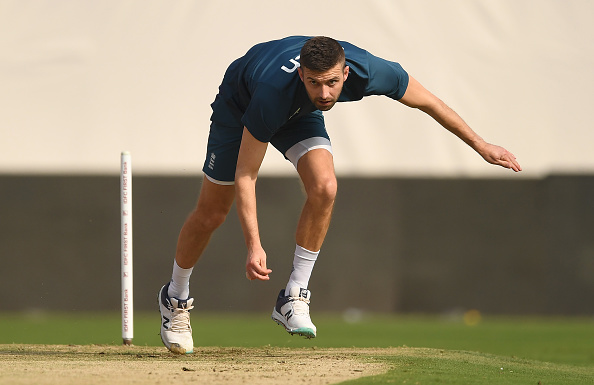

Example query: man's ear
[297,67,304,82]
[343,65,350,81]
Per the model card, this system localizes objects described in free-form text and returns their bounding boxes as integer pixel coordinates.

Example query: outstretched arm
[398,75,522,172]
[235,127,273,281]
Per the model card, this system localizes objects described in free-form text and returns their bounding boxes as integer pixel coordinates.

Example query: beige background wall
[2,0,593,177]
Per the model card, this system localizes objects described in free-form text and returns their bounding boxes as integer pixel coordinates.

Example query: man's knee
[297,149,337,206]
[189,178,235,233]
[305,175,337,206]
[190,204,230,233]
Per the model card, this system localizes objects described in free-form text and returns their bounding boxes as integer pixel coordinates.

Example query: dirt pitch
[0,344,390,384]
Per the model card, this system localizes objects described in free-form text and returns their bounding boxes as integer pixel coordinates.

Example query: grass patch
[1,312,592,365]
[1,312,592,384]
[344,348,594,385]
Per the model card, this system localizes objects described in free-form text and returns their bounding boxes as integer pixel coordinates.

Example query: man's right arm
[235,127,273,280]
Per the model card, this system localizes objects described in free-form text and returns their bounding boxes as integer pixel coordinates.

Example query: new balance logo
[162,316,170,329]
[284,309,293,320]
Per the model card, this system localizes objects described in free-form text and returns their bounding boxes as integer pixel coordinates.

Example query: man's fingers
[511,162,522,172]
[502,152,522,172]
[246,270,271,281]
[245,265,272,281]
[253,259,272,275]
[509,155,522,172]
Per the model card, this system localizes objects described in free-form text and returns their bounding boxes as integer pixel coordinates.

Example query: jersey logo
[281,55,300,73]
[208,152,216,170]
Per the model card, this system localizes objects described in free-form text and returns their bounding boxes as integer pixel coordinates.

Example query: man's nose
[320,85,331,99]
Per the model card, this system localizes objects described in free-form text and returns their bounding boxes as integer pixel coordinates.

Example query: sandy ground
[0,344,390,385]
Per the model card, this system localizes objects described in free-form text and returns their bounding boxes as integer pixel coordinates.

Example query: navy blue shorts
[202,113,331,184]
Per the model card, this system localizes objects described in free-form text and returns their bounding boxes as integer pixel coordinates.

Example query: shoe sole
[271,309,316,339]
[157,285,194,354]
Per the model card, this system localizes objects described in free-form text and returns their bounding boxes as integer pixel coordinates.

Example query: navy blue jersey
[210,36,409,143]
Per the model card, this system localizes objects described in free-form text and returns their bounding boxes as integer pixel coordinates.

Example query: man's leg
[159,176,235,354]
[167,177,235,298]
[271,148,336,338]
[168,177,235,298]
[285,148,337,291]
[175,178,236,268]
[295,148,337,251]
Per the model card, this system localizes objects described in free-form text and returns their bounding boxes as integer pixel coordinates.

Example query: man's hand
[245,247,272,281]
[476,141,522,172]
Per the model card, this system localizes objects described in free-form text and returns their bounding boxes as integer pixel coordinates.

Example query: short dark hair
[300,36,345,72]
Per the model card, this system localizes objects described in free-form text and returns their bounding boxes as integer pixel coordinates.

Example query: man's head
[298,36,349,111]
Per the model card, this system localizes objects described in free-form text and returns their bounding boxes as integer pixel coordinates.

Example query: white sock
[285,245,319,294]
[168,259,193,299]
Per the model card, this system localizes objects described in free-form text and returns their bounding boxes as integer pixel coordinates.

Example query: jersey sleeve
[241,83,292,143]
[340,42,409,102]
[364,52,409,100]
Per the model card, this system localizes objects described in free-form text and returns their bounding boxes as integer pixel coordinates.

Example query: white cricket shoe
[158,283,194,354]
[271,287,317,338]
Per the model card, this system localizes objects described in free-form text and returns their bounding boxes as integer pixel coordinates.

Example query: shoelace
[170,306,193,332]
[290,296,310,316]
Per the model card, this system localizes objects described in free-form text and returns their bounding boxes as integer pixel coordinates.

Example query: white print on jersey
[281,55,300,73]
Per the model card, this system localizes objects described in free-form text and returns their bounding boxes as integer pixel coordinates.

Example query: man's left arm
[398,75,522,172]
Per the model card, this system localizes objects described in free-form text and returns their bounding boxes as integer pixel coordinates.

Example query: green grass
[343,349,594,385]
[1,312,593,384]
